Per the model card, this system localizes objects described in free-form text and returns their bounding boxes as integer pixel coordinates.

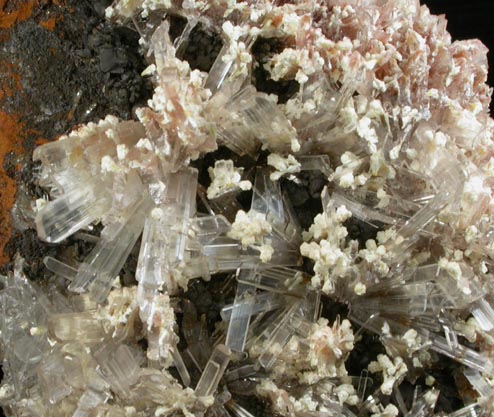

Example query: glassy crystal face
[2,0,494,416]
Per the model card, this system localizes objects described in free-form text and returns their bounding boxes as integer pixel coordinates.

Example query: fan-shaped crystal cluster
[2,0,494,416]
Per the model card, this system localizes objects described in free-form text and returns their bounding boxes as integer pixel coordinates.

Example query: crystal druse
[2,0,494,416]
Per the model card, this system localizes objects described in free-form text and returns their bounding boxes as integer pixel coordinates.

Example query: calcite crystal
[2,0,494,416]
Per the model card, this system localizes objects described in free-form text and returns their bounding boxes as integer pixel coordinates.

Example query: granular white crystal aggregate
[267,153,301,181]
[301,204,354,293]
[371,404,399,417]
[368,354,408,395]
[228,209,274,262]
[207,159,252,199]
[307,318,355,379]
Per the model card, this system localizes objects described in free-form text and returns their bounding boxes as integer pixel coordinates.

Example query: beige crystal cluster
[2,0,494,416]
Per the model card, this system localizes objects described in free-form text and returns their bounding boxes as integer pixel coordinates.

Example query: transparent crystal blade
[471,298,494,331]
[48,312,105,344]
[221,292,284,321]
[237,266,305,295]
[195,344,232,397]
[430,335,494,374]
[258,302,302,369]
[172,347,191,387]
[226,400,256,417]
[36,186,111,243]
[94,343,140,399]
[69,196,151,303]
[43,256,77,281]
[225,278,256,353]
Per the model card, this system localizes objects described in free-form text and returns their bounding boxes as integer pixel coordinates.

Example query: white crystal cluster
[2,0,494,416]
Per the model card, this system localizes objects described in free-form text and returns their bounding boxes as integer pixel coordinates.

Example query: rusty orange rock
[0,1,64,263]
[0,0,37,30]
[0,111,24,264]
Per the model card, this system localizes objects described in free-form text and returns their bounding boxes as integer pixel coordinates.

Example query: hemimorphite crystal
[195,344,232,398]
[69,195,152,303]
[35,186,112,243]
[4,0,494,416]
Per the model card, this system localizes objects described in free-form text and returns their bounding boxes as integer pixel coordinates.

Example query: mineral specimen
[2,0,494,416]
